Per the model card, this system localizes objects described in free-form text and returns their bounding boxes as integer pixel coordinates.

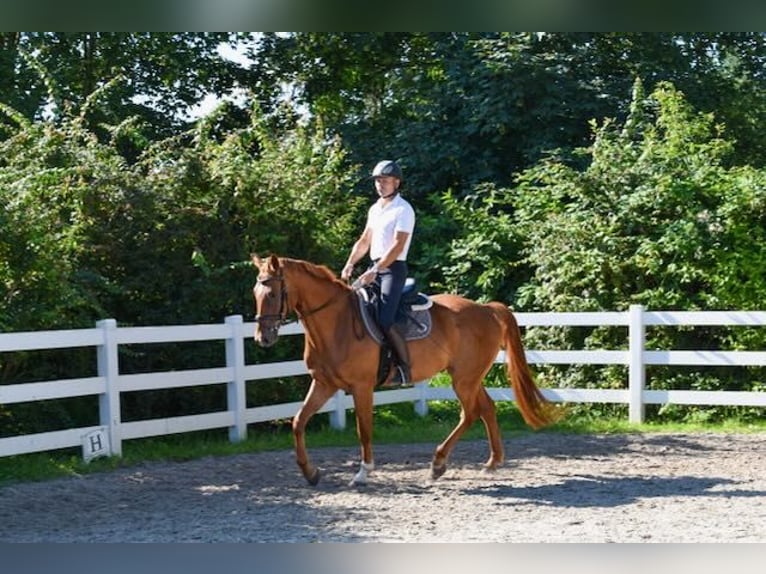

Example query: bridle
[253,274,289,327]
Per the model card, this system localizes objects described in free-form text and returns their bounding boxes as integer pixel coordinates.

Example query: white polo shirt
[366,193,416,261]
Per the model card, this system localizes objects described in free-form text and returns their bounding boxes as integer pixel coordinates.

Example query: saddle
[355,278,433,386]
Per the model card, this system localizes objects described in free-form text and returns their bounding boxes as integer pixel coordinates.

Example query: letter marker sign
[82,428,111,463]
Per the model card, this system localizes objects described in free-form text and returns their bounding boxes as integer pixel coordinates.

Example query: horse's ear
[267,254,281,273]
[251,254,262,269]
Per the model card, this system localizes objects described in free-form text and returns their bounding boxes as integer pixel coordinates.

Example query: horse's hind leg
[293,378,336,486]
[477,387,504,471]
[431,404,475,479]
[430,381,484,479]
[431,382,504,479]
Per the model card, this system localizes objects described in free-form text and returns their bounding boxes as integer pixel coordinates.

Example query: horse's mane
[281,257,349,290]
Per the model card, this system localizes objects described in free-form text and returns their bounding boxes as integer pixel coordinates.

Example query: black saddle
[355,278,433,386]
[356,278,432,343]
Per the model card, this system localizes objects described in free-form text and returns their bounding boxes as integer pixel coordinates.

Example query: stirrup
[389,365,411,387]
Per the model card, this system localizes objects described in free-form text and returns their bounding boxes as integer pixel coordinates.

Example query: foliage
[0,32,247,140]
[514,80,766,313]
[250,33,766,203]
[420,186,525,302]
[509,80,766,421]
[0,84,362,435]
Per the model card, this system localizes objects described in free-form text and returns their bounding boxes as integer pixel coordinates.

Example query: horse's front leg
[293,378,337,486]
[349,384,375,486]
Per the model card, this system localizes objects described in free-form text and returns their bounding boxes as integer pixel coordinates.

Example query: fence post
[329,390,347,430]
[628,304,646,423]
[96,319,122,456]
[414,381,429,417]
[225,315,247,443]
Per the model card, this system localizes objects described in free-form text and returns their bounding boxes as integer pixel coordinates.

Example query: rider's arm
[342,228,372,279]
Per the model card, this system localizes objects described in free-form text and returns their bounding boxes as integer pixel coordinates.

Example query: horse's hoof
[349,476,367,487]
[306,467,321,486]
[431,463,447,480]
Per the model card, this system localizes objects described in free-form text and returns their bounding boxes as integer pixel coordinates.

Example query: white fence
[1,305,764,459]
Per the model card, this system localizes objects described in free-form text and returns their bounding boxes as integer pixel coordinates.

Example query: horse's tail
[488,302,562,430]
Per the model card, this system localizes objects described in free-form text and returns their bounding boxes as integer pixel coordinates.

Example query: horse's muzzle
[254,327,279,347]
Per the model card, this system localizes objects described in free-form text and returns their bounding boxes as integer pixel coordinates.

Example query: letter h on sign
[82,428,111,463]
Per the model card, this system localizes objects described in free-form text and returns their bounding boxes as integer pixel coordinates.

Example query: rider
[341,160,415,385]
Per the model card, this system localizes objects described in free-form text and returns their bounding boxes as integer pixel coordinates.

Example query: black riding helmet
[371,160,403,181]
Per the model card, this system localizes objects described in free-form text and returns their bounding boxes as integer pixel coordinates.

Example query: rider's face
[374,176,399,196]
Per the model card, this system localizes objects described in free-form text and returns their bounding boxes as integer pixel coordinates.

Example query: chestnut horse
[252,254,559,486]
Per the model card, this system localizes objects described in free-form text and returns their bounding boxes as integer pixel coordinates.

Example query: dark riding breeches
[375,260,407,331]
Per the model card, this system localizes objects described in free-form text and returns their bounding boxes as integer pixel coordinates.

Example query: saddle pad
[356,290,432,346]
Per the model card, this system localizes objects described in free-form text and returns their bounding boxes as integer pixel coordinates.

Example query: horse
[251,254,560,486]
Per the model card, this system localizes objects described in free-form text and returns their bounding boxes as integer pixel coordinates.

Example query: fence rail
[1,305,764,459]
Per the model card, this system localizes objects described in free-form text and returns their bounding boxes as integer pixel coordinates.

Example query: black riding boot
[384,325,411,385]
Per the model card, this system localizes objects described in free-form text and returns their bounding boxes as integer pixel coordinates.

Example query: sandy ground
[1,432,764,542]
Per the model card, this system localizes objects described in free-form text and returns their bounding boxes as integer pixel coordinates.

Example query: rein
[297,288,351,321]
[255,272,352,325]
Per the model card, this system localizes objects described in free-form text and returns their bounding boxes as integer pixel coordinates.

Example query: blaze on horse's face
[252,255,285,348]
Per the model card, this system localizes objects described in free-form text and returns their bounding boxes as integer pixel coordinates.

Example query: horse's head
[252,254,287,347]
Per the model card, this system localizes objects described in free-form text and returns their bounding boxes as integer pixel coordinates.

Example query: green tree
[510,80,766,421]
[0,90,365,433]
[0,33,249,143]
[514,80,766,312]
[418,185,523,302]
[250,32,766,203]
[0,105,123,332]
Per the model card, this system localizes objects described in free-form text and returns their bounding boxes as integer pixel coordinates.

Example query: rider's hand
[341,263,354,281]
[359,265,379,286]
